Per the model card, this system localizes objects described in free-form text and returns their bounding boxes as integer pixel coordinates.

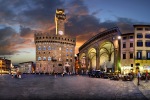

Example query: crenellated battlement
[34,9,76,74]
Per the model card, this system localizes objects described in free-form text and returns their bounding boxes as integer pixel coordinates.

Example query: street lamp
[118,36,121,40]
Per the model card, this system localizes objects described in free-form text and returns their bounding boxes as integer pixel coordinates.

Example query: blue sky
[0,0,150,64]
[85,0,150,22]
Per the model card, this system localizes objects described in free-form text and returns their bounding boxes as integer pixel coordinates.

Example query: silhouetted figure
[137,71,141,85]
[145,70,148,82]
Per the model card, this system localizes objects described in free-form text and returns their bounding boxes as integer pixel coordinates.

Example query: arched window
[66,48,68,52]
[43,46,46,50]
[38,46,41,50]
[59,47,61,50]
[48,57,51,61]
[38,57,41,61]
[43,57,46,61]
[70,49,72,52]
[59,58,61,61]
[48,46,51,50]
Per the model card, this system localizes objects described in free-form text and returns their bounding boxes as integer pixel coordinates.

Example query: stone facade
[34,9,76,74]
[120,25,150,74]
[79,27,121,73]
[79,25,150,74]
[18,61,34,73]
[120,33,134,74]
[134,25,150,73]
[0,58,11,72]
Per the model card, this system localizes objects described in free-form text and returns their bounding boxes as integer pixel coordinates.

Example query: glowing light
[118,36,121,39]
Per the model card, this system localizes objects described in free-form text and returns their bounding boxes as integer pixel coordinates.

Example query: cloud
[20,26,34,38]
[0,26,35,55]
[65,0,100,37]
[0,0,149,63]
[0,27,18,55]
[64,0,143,48]
[0,0,65,56]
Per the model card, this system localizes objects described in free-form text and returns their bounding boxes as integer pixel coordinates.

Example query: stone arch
[88,47,96,70]
[79,53,86,68]
[99,41,115,72]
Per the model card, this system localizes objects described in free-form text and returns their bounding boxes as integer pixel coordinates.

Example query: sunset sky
[0,0,150,64]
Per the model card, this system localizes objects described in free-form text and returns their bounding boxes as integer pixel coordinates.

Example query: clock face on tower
[58,31,63,35]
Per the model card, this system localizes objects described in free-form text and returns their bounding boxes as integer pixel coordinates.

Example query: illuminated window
[59,58,61,61]
[137,51,142,59]
[70,49,72,52]
[66,48,68,52]
[43,46,46,50]
[48,46,51,50]
[59,47,61,50]
[38,57,41,61]
[48,57,51,61]
[38,46,41,50]
[147,52,150,59]
[43,57,46,61]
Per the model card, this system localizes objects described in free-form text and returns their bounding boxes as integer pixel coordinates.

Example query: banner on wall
[143,66,150,70]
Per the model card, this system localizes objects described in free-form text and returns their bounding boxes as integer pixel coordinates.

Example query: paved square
[0,74,148,100]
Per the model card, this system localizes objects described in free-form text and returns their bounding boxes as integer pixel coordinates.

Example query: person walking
[137,71,141,85]
[145,70,148,82]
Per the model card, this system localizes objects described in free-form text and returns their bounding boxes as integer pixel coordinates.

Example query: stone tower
[55,9,66,35]
[34,9,76,74]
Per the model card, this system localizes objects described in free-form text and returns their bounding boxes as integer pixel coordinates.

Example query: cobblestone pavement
[133,78,150,99]
[0,74,148,100]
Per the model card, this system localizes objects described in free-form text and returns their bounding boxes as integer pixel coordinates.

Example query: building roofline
[79,27,121,51]
[19,61,34,64]
[133,25,150,27]
[121,33,134,36]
